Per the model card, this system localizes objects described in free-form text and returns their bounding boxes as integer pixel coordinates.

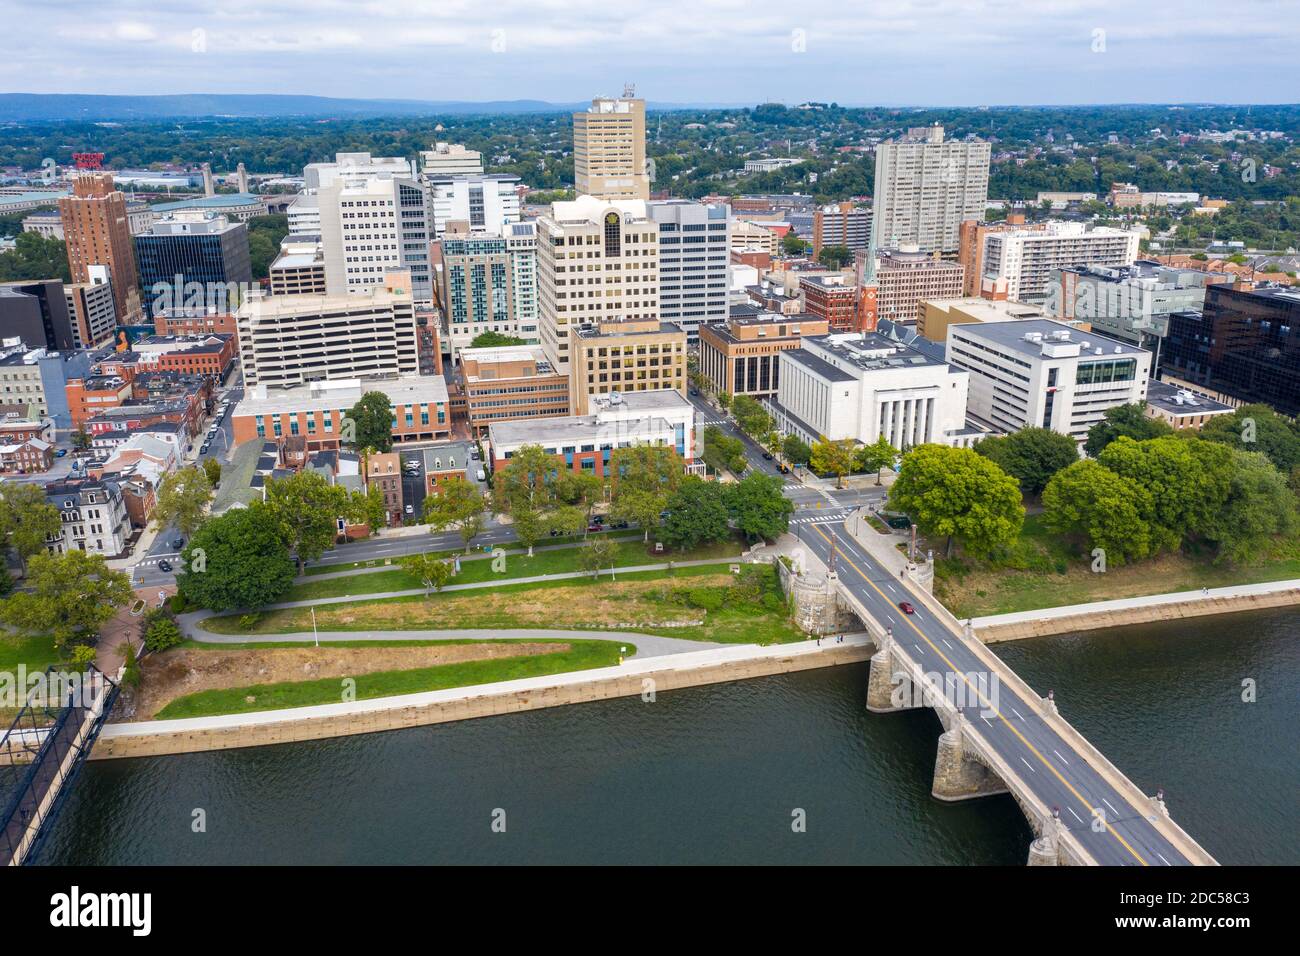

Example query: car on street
[200,443,210,454]
[898,601,916,615]
[158,560,173,573]
[171,537,184,550]
[762,451,774,460]
[55,448,67,458]
[404,504,413,514]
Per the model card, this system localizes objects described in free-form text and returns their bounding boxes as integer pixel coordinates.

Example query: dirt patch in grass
[135,642,565,719]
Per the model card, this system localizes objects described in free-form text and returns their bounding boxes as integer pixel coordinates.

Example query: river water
[33,609,1299,865]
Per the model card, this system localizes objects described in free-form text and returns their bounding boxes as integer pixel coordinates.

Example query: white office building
[773,332,976,449]
[648,200,731,340]
[945,318,1151,442]
[427,174,521,238]
[419,142,485,178]
[870,124,991,257]
[981,222,1142,302]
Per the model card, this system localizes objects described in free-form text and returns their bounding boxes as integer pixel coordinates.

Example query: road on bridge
[799,517,1196,867]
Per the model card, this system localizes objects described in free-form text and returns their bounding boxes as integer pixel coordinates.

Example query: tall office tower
[573,92,650,201]
[535,196,659,373]
[134,213,253,317]
[419,142,485,178]
[869,124,990,261]
[311,153,434,302]
[236,272,418,389]
[647,200,731,341]
[433,221,538,353]
[58,173,143,323]
[426,173,521,237]
[812,202,872,259]
[64,273,119,348]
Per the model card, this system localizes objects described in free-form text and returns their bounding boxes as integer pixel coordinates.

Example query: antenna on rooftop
[623,82,636,99]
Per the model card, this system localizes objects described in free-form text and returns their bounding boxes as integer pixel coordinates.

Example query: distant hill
[0,93,727,122]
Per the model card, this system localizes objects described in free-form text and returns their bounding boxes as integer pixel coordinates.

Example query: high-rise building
[236,273,419,390]
[58,173,143,322]
[981,222,1142,302]
[535,196,659,374]
[812,202,872,259]
[957,214,1036,296]
[869,125,990,259]
[573,94,650,201]
[134,213,253,317]
[427,173,521,238]
[64,275,119,348]
[432,222,538,353]
[1161,282,1300,416]
[567,317,688,415]
[0,280,77,350]
[419,142,485,178]
[648,200,731,340]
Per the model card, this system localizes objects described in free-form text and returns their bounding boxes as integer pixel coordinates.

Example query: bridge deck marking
[811,523,1152,866]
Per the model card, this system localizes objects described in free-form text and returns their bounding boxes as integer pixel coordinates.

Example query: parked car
[475,468,486,482]
[200,443,210,454]
[898,601,916,615]
[404,504,414,515]
[54,448,67,458]
[587,522,604,533]
[158,559,173,573]
[171,537,184,550]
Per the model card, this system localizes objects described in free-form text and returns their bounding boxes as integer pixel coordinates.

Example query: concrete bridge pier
[865,637,919,714]
[1027,812,1066,866]
[931,713,1009,802]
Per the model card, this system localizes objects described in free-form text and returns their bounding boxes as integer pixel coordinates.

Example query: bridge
[0,665,119,866]
[796,512,1217,867]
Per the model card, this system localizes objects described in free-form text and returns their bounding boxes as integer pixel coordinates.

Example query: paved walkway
[970,577,1300,628]
[191,627,725,659]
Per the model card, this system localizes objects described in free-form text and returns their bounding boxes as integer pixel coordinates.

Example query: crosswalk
[790,512,850,525]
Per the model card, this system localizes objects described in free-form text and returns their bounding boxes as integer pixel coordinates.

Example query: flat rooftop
[804,332,947,373]
[235,375,450,416]
[1145,380,1235,416]
[953,318,1149,359]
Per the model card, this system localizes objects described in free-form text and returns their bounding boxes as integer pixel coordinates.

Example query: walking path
[191,627,724,659]
[970,577,1300,629]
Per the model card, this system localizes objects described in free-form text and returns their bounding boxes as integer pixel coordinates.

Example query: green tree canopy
[469,331,527,348]
[725,473,794,543]
[177,503,297,611]
[423,475,487,551]
[1205,449,1298,564]
[1097,436,1232,551]
[810,437,855,488]
[854,435,897,486]
[887,445,1025,557]
[0,481,61,573]
[1084,403,1172,457]
[782,435,812,465]
[151,466,213,535]
[974,427,1080,496]
[263,469,352,571]
[0,550,133,652]
[661,477,731,551]
[1199,404,1300,474]
[1041,459,1154,566]
[402,552,456,595]
[344,391,394,453]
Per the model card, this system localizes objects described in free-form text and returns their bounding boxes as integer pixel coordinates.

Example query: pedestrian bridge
[797,515,1217,867]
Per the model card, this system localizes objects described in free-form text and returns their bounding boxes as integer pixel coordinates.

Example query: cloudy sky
[5,0,1299,105]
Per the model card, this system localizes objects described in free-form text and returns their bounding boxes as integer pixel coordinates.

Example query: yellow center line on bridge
[811,523,1149,867]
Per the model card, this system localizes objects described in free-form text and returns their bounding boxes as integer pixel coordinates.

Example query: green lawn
[154,639,627,720]
[201,563,805,645]
[284,537,745,602]
[933,514,1300,618]
[0,632,60,673]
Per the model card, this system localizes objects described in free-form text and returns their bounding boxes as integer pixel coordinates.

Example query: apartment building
[237,275,418,389]
[457,344,570,436]
[433,222,538,352]
[568,317,687,416]
[812,202,872,259]
[363,452,404,527]
[573,94,650,201]
[648,200,731,340]
[698,309,829,399]
[981,222,1142,302]
[427,173,521,237]
[535,196,660,374]
[64,278,118,348]
[58,173,143,322]
[870,125,990,257]
[43,478,133,557]
[957,214,1036,296]
[799,274,859,332]
[773,332,975,449]
[0,345,49,418]
[153,307,238,337]
[945,318,1151,441]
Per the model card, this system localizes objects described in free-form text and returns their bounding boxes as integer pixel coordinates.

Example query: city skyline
[5,0,1299,107]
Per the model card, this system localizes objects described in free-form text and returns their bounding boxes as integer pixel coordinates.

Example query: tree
[887,445,1025,558]
[780,233,808,256]
[176,503,297,611]
[578,537,619,580]
[1042,459,1153,566]
[263,470,351,572]
[609,444,684,497]
[661,477,731,551]
[731,395,771,437]
[402,552,456,595]
[201,457,222,487]
[817,243,852,269]
[702,426,747,475]
[974,427,1080,496]
[0,550,133,652]
[1084,403,1172,457]
[142,609,184,653]
[716,391,732,413]
[350,482,388,530]
[469,331,526,348]
[424,476,487,552]
[1199,404,1300,474]
[810,436,855,488]
[0,232,72,283]
[344,390,394,453]
[546,505,587,538]
[70,428,92,452]
[782,435,812,466]
[151,466,213,535]
[854,435,896,486]
[0,482,61,573]
[725,473,794,543]
[612,487,666,542]
[556,470,605,536]
[1205,449,1297,564]
[493,444,559,556]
